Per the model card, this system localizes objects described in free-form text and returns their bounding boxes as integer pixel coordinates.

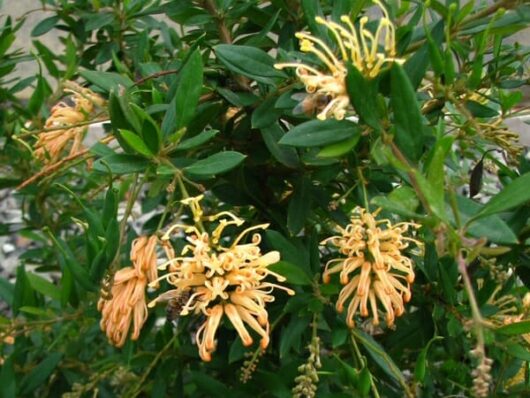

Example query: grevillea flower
[98,235,158,347]
[149,195,294,361]
[34,81,105,163]
[321,207,421,327]
[274,0,402,120]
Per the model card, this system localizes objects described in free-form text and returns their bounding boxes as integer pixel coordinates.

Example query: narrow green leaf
[474,172,530,219]
[506,343,530,362]
[269,261,311,286]
[252,96,282,129]
[279,316,311,358]
[93,154,151,175]
[345,63,381,130]
[390,64,424,161]
[26,273,61,301]
[20,352,63,395]
[352,329,407,387]
[414,172,447,220]
[454,196,518,244]
[426,135,453,213]
[215,44,285,85]
[175,49,203,129]
[119,129,153,157]
[0,277,14,306]
[184,151,246,177]
[80,70,133,92]
[496,320,530,336]
[287,177,312,235]
[31,16,59,37]
[0,355,16,398]
[280,119,360,147]
[317,134,361,158]
[176,129,219,150]
[260,123,300,168]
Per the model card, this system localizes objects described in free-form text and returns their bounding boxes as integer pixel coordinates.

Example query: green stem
[350,333,381,398]
[356,167,370,210]
[128,333,179,398]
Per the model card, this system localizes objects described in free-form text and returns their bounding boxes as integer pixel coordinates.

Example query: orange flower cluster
[149,196,294,361]
[98,236,158,347]
[34,81,105,163]
[322,207,421,327]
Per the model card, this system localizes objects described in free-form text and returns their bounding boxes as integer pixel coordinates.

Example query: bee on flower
[98,235,158,347]
[34,81,105,163]
[148,195,294,362]
[321,207,422,328]
[275,0,403,120]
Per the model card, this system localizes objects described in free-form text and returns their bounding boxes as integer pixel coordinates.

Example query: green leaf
[345,63,381,130]
[93,154,151,175]
[454,196,518,244]
[465,101,498,118]
[84,12,115,31]
[28,75,50,114]
[474,172,530,219]
[269,261,311,286]
[184,151,246,177]
[20,352,63,395]
[176,129,219,150]
[372,186,421,218]
[26,273,61,301]
[279,316,311,358]
[0,277,14,306]
[352,329,407,387]
[0,355,16,398]
[215,44,285,85]
[505,343,530,362]
[252,96,282,129]
[119,129,153,157]
[414,336,443,383]
[190,372,230,397]
[317,134,361,158]
[404,21,444,89]
[414,171,447,220]
[80,70,133,92]
[287,177,312,235]
[260,123,300,168]
[280,119,360,147]
[426,135,453,213]
[390,63,424,161]
[31,16,59,37]
[496,320,530,336]
[175,49,203,129]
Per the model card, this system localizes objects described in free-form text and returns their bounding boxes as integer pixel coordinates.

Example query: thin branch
[17,136,115,190]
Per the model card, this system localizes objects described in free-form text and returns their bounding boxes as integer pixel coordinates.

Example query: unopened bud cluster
[240,351,262,383]
[470,348,493,398]
[292,336,322,398]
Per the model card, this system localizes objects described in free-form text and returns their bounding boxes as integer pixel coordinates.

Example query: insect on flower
[274,0,403,120]
[292,92,332,118]
[149,195,294,361]
[165,289,192,325]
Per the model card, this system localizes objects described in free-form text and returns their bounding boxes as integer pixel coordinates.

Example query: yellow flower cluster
[98,236,158,347]
[274,0,402,120]
[34,81,105,163]
[149,196,294,361]
[322,207,421,327]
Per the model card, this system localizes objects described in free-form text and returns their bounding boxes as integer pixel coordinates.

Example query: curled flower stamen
[275,0,403,120]
[151,196,294,361]
[97,236,159,347]
[322,207,421,327]
[34,81,105,163]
